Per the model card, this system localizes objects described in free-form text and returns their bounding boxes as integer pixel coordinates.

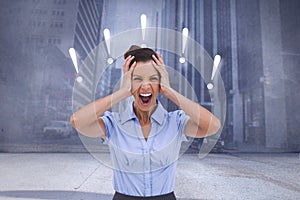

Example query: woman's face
[131,61,160,112]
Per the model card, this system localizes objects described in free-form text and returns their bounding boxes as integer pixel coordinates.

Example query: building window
[26,35,44,44]
[31,8,46,15]
[52,10,65,16]
[48,37,61,45]
[50,21,64,28]
[30,20,46,28]
[53,0,66,5]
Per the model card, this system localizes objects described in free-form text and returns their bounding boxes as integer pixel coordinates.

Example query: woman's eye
[133,77,142,81]
[150,77,158,81]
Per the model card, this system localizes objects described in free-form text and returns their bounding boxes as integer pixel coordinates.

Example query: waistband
[113,191,176,200]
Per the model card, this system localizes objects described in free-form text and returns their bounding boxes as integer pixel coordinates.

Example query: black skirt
[112,191,177,200]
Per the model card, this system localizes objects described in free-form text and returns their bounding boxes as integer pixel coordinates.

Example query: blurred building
[236,0,300,150]
[164,0,300,151]
[0,0,103,150]
[0,0,80,56]
[96,0,300,152]
[71,0,104,108]
[0,0,77,146]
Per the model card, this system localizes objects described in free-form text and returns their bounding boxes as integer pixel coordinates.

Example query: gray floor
[0,153,299,200]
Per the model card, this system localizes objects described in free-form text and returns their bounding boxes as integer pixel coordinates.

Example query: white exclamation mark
[104,28,114,64]
[207,55,221,90]
[140,14,147,48]
[179,28,189,63]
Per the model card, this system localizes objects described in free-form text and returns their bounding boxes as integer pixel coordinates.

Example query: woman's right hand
[121,55,136,97]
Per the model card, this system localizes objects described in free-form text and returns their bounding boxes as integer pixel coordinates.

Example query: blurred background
[0,0,299,153]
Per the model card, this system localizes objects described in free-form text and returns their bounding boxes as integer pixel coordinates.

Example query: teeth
[140,93,151,97]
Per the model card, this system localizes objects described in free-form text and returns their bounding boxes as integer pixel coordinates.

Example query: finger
[129,61,136,73]
[152,54,160,65]
[152,61,164,76]
[152,59,167,75]
[124,55,134,66]
[154,53,165,66]
[157,54,165,65]
[124,55,134,68]
[152,54,165,68]
[123,55,135,72]
[124,61,136,87]
[122,56,130,70]
[151,60,159,70]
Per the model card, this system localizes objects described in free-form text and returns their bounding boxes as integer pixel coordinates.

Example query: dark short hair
[124,45,157,68]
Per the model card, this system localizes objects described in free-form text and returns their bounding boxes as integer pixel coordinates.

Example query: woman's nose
[141,81,151,88]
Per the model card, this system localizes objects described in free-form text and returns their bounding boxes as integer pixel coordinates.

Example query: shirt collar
[150,102,167,125]
[120,100,167,125]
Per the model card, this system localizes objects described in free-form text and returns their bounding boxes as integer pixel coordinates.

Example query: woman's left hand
[152,54,171,95]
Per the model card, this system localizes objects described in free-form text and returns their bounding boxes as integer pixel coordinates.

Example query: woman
[70,45,221,199]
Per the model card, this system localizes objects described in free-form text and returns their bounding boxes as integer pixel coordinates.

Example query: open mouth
[139,93,152,106]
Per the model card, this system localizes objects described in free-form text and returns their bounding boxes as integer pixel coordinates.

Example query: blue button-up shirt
[101,101,189,197]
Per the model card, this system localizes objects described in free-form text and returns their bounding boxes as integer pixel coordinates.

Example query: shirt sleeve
[176,110,190,142]
[100,111,115,144]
